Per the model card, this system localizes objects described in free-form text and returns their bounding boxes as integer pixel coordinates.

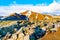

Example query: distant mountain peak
[3,13,28,20]
[2,11,54,21]
[21,11,53,21]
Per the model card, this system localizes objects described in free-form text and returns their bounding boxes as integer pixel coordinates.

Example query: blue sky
[0,0,60,16]
[0,0,58,6]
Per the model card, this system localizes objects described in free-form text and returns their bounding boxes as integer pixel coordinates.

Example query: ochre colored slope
[40,28,60,40]
[29,11,37,21]
[21,10,29,15]
[37,13,45,20]
[21,11,53,21]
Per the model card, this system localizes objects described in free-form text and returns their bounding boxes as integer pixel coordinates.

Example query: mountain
[0,16,5,20]
[53,16,60,18]
[3,10,55,21]
[0,16,3,20]
[3,13,28,20]
[21,10,53,21]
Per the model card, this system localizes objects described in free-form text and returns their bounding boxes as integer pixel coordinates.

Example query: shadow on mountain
[3,13,28,20]
[0,20,34,38]
[0,22,23,38]
[29,26,46,40]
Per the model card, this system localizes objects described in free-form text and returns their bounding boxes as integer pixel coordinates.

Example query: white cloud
[0,0,60,16]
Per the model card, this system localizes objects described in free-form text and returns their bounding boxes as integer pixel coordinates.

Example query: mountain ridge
[1,10,60,21]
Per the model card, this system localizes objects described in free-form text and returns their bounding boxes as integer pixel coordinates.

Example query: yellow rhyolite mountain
[21,10,53,21]
[9,10,60,22]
